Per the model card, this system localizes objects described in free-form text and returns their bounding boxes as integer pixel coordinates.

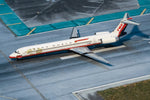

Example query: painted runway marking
[0,95,17,100]
[143,38,150,44]
[61,54,80,60]
[143,38,150,41]
[60,45,126,60]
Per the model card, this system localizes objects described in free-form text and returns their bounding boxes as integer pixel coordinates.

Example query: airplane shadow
[120,25,149,43]
[78,56,112,70]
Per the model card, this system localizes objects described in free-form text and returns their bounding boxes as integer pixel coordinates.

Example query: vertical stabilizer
[112,13,140,37]
[70,27,79,38]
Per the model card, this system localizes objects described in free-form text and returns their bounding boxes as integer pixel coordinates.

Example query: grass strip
[97,79,150,100]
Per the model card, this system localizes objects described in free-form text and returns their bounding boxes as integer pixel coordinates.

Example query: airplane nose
[9,53,16,58]
[9,55,15,58]
[9,56,14,58]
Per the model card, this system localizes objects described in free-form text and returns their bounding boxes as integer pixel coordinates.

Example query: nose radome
[9,55,14,58]
[9,56,14,58]
[9,53,16,58]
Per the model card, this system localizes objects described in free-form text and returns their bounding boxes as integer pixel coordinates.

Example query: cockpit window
[15,51,19,54]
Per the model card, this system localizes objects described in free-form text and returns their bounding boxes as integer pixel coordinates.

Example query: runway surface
[0,14,150,100]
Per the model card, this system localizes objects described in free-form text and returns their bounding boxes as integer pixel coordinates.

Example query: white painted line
[143,38,150,44]
[73,74,150,94]
[60,54,80,60]
[60,45,126,60]
[143,38,150,40]
[94,45,126,53]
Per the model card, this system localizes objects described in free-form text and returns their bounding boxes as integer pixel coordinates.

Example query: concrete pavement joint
[0,50,48,100]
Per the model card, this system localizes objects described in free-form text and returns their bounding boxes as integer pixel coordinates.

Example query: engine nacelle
[101,37,119,44]
[95,31,110,35]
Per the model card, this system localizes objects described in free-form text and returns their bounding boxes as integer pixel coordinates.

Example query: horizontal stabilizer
[121,13,140,25]
[121,20,140,25]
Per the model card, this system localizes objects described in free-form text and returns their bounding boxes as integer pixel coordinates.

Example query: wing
[70,47,109,64]
[70,27,79,39]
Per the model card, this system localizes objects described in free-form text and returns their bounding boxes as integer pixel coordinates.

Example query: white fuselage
[9,32,119,59]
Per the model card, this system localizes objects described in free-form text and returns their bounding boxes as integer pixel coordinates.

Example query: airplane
[9,13,140,64]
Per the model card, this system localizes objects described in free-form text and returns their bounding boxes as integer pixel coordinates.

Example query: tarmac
[5,0,138,27]
[2,0,149,36]
[0,14,150,100]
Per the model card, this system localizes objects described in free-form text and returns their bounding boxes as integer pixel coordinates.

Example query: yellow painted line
[7,23,21,26]
[0,4,4,5]
[26,27,36,36]
[140,8,146,15]
[86,17,94,25]
[0,12,13,15]
[0,95,17,100]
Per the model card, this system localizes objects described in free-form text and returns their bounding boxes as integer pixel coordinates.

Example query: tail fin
[112,13,140,37]
[121,13,140,25]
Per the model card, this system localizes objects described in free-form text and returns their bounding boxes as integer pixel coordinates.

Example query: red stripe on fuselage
[74,38,89,43]
[12,42,100,59]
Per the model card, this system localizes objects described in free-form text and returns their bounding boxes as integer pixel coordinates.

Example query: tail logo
[117,24,123,31]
